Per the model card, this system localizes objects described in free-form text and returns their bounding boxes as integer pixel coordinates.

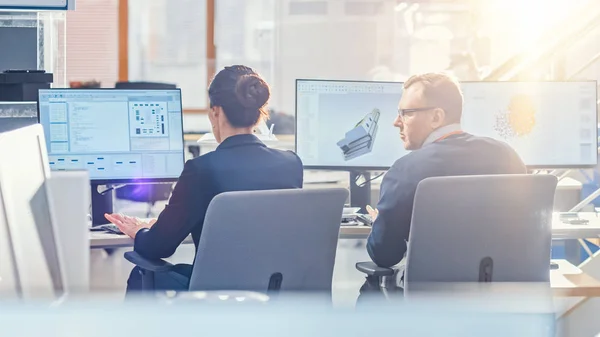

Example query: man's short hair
[404,72,463,123]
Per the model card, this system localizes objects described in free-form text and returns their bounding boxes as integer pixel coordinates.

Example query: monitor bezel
[37,88,186,184]
[294,78,599,171]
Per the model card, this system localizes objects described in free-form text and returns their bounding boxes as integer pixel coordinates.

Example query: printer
[0,70,53,133]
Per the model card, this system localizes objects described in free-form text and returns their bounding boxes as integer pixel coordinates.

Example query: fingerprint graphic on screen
[494,94,536,139]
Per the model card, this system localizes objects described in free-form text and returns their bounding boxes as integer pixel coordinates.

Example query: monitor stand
[349,171,371,214]
[90,183,115,226]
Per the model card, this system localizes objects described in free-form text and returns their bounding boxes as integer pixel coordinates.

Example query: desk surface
[90,212,600,249]
[551,259,600,297]
[341,212,600,241]
[551,212,600,239]
[90,225,369,249]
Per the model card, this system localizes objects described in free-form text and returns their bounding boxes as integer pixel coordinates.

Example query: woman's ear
[209,106,220,123]
[209,106,218,118]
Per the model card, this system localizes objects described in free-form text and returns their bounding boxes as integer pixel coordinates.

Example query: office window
[65,0,119,87]
[128,0,208,109]
[215,0,275,90]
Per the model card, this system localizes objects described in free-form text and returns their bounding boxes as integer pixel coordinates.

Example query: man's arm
[134,160,213,259]
[367,164,416,268]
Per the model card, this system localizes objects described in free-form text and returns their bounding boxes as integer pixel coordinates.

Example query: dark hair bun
[234,74,270,110]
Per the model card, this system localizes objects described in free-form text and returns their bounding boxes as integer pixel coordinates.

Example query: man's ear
[431,108,446,128]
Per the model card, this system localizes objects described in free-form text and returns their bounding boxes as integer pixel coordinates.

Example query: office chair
[113,81,178,216]
[124,188,349,296]
[356,174,558,298]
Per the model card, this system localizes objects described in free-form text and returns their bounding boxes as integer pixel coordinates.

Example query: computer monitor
[37,89,185,183]
[295,79,598,169]
[296,80,407,170]
[461,81,597,168]
[0,124,65,299]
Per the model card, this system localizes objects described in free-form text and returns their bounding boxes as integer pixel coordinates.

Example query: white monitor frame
[0,124,66,300]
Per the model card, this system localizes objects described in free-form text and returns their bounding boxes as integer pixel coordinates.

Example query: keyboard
[96,223,123,235]
[91,218,155,235]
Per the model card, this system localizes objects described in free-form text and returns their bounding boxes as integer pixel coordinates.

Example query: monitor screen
[296,80,407,169]
[461,81,597,168]
[38,89,185,183]
[295,80,598,169]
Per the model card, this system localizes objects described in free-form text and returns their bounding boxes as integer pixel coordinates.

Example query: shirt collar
[216,134,266,150]
[422,123,462,147]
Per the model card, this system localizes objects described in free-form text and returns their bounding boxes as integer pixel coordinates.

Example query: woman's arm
[134,159,213,259]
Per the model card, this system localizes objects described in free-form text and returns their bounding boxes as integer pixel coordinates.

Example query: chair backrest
[404,174,557,292]
[188,188,348,294]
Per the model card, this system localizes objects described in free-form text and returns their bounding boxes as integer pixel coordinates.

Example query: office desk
[551,212,600,240]
[341,212,600,241]
[551,259,600,297]
[91,225,372,249]
[91,212,600,249]
[91,211,600,249]
[90,232,195,249]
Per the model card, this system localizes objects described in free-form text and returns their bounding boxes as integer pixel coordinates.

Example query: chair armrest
[124,251,175,273]
[356,261,395,277]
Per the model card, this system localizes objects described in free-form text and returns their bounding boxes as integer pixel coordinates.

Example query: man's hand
[366,205,379,221]
[104,213,156,239]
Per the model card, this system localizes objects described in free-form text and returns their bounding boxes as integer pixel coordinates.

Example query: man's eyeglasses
[397,107,437,119]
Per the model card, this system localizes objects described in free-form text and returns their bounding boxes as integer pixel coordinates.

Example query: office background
[24,0,599,133]
[3,1,600,336]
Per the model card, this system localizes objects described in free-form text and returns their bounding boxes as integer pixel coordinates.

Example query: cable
[354,172,385,188]
[98,184,127,195]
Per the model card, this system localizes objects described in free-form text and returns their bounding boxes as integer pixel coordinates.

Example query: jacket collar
[216,134,266,150]
[422,123,462,147]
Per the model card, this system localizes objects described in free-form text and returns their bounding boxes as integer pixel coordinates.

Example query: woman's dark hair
[208,65,270,128]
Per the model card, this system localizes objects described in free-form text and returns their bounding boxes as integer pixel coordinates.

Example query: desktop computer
[295,79,598,209]
[461,81,597,168]
[38,89,185,224]
[38,89,185,183]
[296,80,407,170]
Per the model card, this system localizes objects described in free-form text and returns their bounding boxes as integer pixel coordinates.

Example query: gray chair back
[404,174,557,292]
[188,188,349,294]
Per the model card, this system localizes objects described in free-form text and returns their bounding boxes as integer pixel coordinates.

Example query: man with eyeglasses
[360,73,526,297]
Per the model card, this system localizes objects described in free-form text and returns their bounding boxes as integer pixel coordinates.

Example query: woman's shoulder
[271,148,303,165]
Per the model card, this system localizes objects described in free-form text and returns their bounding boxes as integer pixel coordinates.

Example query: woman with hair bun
[105,65,304,293]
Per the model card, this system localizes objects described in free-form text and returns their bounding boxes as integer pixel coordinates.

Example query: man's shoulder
[386,150,433,182]
[389,146,438,170]
[387,134,523,173]
[464,134,523,159]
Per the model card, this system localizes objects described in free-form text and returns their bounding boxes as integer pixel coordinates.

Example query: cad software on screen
[296,80,597,168]
[38,89,185,181]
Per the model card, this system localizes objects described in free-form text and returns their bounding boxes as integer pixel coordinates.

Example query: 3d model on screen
[494,94,537,139]
[336,109,380,161]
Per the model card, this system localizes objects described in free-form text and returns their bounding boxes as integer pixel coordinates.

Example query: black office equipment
[0,70,53,102]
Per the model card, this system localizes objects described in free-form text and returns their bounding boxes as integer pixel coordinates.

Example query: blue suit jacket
[134,134,304,259]
[367,133,527,267]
